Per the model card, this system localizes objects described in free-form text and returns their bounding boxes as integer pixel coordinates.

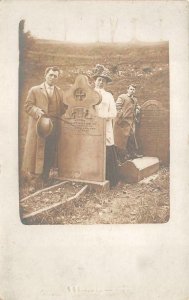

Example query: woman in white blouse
[92,65,119,187]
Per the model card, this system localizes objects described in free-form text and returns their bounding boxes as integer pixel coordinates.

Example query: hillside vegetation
[19,39,169,166]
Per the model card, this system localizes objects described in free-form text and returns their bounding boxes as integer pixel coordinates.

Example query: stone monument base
[119,157,159,183]
[87,180,110,192]
[56,177,110,192]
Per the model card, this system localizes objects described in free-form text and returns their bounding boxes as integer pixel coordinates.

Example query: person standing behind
[22,66,67,184]
[92,64,119,187]
[114,84,142,162]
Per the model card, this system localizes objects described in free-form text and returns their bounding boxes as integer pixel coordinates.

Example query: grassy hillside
[19,39,169,167]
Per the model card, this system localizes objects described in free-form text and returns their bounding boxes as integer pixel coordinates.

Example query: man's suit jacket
[114,93,140,150]
[22,83,67,174]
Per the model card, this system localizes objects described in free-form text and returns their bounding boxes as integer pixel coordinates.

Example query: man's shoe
[133,153,143,159]
[126,154,133,160]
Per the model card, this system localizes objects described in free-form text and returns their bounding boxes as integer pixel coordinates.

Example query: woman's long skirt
[106,145,119,187]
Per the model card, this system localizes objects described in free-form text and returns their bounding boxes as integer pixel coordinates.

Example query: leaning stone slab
[137,100,169,164]
[119,157,159,183]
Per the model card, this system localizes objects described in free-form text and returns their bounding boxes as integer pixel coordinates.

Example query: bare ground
[21,167,169,225]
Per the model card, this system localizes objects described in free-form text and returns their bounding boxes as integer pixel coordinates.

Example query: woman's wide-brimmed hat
[36,116,53,138]
[89,64,112,83]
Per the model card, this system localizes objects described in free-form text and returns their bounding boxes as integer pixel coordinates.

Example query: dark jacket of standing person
[22,67,67,178]
[114,85,141,159]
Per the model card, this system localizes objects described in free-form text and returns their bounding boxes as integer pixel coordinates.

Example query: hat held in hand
[36,116,53,138]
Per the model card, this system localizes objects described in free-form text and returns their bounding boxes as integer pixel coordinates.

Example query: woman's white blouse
[95,88,117,146]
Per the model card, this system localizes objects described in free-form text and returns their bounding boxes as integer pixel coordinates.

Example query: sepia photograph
[18,2,169,225]
[1,1,189,300]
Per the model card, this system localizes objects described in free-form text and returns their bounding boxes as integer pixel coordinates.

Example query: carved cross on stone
[63,75,102,118]
[74,88,86,101]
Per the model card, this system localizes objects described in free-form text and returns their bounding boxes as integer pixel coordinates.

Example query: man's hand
[36,109,45,119]
[135,108,141,124]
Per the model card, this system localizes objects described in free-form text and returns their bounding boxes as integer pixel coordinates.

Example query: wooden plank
[20,181,68,203]
[22,184,88,219]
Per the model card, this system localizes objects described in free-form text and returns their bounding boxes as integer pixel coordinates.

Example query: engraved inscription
[63,118,101,136]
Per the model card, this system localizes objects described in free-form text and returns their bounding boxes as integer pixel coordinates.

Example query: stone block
[119,157,159,183]
[87,180,110,192]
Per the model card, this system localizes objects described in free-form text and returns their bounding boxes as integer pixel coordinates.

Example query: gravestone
[137,100,169,164]
[58,75,106,183]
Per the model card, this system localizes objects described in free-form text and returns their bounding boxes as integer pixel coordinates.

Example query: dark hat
[90,64,112,82]
[36,116,53,138]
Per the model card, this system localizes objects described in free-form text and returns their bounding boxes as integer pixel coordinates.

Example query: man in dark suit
[114,84,142,162]
[22,66,67,183]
